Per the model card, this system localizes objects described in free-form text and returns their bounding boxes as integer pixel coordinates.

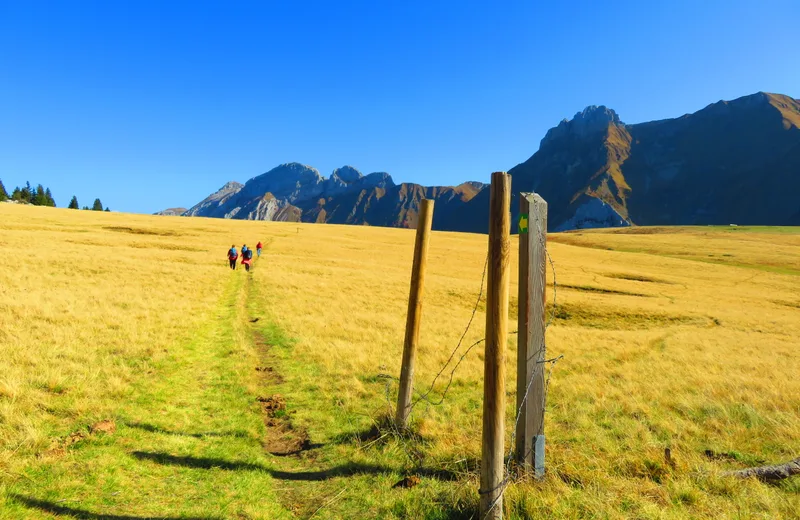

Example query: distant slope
[184,163,485,229]
[302,181,484,229]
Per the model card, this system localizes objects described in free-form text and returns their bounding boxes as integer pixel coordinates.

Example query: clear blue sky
[1,0,798,213]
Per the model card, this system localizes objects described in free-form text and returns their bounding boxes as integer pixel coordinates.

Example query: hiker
[256,241,263,257]
[242,245,254,272]
[227,245,238,270]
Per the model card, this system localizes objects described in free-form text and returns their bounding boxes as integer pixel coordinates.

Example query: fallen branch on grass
[723,457,800,483]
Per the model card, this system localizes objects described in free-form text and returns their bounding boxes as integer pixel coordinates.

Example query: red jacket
[256,242,263,249]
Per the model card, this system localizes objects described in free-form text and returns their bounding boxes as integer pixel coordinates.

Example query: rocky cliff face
[154,207,188,216]
[183,182,244,218]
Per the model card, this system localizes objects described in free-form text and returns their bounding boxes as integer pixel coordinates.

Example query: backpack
[244,249,253,260]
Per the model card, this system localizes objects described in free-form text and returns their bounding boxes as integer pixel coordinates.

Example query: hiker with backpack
[256,241,263,257]
[241,244,254,272]
[227,245,238,270]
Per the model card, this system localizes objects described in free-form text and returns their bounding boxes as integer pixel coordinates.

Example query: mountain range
[166,92,800,232]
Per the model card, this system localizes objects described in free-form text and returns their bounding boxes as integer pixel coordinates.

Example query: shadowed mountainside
[181,163,485,229]
[443,92,800,232]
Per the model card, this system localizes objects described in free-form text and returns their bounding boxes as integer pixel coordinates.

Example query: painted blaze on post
[518,213,529,233]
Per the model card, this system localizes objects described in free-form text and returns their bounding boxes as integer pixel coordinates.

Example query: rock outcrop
[154,207,188,216]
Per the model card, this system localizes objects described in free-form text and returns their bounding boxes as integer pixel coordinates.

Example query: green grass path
[241,262,480,520]
[3,269,292,519]
[3,257,479,519]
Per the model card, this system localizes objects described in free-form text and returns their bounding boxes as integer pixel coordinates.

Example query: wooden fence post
[395,199,435,429]
[515,193,548,478]
[480,172,511,520]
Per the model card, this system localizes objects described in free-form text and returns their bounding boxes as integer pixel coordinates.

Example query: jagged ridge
[182,163,485,228]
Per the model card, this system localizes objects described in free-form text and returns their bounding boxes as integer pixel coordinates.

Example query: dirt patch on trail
[253,332,316,456]
[253,332,285,384]
[258,395,286,416]
[257,394,315,456]
[40,420,116,458]
[264,416,313,456]
[257,394,308,455]
[255,365,284,384]
[89,420,117,435]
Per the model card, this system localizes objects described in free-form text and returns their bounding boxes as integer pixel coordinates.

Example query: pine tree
[45,188,56,207]
[92,198,104,211]
[21,182,32,203]
[12,187,22,201]
[68,196,79,209]
[0,179,7,201]
[104,207,111,212]
[33,184,47,206]
[82,206,89,210]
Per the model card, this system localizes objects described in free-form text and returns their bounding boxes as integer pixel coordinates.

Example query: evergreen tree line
[0,179,56,207]
[68,196,109,212]
[0,178,110,211]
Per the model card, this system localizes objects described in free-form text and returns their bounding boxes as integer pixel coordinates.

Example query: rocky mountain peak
[250,163,323,185]
[220,181,244,191]
[331,166,363,183]
[241,163,324,202]
[540,105,622,148]
[362,171,395,188]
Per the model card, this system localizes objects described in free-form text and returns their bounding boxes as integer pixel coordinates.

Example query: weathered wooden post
[395,199,435,428]
[515,193,548,478]
[480,172,511,519]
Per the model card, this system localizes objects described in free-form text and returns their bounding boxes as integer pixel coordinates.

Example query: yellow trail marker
[519,213,529,233]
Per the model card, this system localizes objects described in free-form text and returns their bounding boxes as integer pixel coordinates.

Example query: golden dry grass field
[0,203,798,519]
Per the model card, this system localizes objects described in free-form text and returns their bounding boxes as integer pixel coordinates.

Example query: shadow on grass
[331,417,429,447]
[127,422,251,440]
[267,441,326,457]
[130,451,459,482]
[10,495,223,520]
[414,508,478,520]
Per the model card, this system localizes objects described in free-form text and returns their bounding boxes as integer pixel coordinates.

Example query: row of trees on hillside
[68,196,109,211]
[1,178,110,211]
[0,179,56,206]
